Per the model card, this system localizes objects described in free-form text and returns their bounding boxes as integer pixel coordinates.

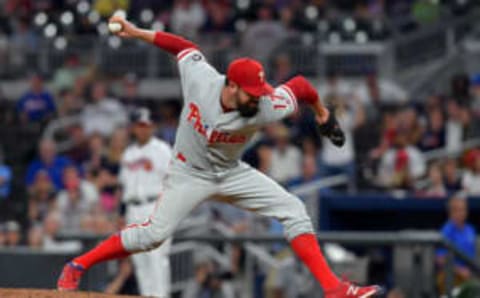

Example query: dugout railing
[48,230,480,298]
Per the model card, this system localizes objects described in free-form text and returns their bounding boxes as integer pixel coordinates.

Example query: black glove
[317,109,345,147]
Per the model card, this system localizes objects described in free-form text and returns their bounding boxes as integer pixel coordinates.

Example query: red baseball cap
[227,58,274,97]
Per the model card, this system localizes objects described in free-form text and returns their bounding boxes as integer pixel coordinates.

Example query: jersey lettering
[208,130,246,144]
[187,102,207,137]
[187,103,246,144]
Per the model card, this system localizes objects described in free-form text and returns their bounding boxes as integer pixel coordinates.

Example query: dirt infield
[0,288,145,298]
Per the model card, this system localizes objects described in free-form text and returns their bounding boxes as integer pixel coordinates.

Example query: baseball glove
[317,109,345,147]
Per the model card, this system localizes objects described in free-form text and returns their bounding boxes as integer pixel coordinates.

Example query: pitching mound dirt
[0,288,145,298]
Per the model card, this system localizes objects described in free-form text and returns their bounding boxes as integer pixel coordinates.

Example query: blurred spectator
[55,166,98,234]
[270,53,295,86]
[445,99,470,153]
[288,155,319,187]
[397,106,422,146]
[81,81,128,137]
[89,167,120,216]
[437,195,475,292]
[418,163,447,198]
[444,158,462,192]
[462,154,480,196]
[65,124,90,165]
[319,95,365,191]
[16,73,56,123]
[84,133,107,173]
[0,149,12,200]
[27,212,82,251]
[369,110,398,160]
[28,170,56,225]
[72,76,89,103]
[64,166,99,203]
[84,203,118,234]
[202,0,235,33]
[26,139,73,190]
[27,224,43,249]
[105,128,129,175]
[57,88,85,117]
[52,54,88,93]
[170,0,206,39]
[4,220,21,247]
[242,5,288,64]
[419,107,445,151]
[268,123,301,184]
[378,132,426,189]
[42,211,82,251]
[182,259,235,298]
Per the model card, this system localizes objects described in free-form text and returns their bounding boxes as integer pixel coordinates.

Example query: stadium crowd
[1,62,480,238]
[0,0,479,297]
[0,0,472,36]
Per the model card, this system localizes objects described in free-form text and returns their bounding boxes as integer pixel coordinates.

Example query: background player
[119,108,172,298]
[57,16,383,298]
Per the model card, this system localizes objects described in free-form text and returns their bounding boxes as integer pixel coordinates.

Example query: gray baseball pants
[121,159,314,252]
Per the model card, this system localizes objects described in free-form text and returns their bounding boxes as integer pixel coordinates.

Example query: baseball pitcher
[58,16,382,298]
[119,108,172,298]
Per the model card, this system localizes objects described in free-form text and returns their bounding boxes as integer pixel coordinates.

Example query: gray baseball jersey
[174,48,298,172]
[121,48,313,256]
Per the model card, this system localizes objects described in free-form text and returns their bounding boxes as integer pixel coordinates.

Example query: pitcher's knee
[121,219,174,252]
[143,220,175,250]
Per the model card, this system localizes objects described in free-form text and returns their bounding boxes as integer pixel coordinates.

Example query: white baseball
[108,22,123,33]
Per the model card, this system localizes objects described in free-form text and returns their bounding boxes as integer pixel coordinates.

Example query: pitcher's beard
[238,104,258,118]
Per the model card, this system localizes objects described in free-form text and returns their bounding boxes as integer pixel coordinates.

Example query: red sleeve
[284,76,319,105]
[153,31,198,56]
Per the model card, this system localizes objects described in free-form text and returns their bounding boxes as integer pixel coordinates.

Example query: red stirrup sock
[290,233,340,290]
[73,233,131,270]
